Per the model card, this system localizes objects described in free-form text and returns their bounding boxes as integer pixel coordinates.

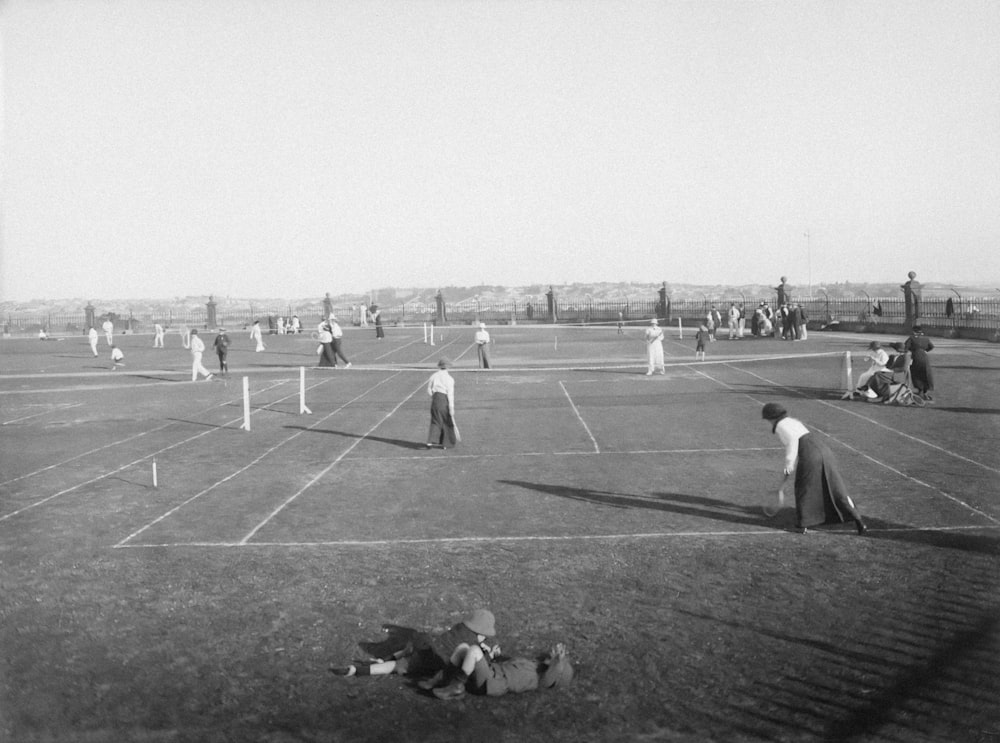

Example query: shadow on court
[500,479,773,529]
[283,424,427,450]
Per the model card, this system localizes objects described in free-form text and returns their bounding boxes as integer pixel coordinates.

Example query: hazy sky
[2,0,998,300]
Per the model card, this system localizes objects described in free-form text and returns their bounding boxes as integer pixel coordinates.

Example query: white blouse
[427,369,454,401]
[774,416,810,474]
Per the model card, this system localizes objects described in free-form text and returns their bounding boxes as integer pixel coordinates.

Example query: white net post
[844,351,853,393]
[423,323,428,344]
[240,376,251,431]
[677,317,683,339]
[300,366,312,415]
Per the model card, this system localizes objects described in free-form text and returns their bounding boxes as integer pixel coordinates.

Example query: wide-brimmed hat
[463,609,496,637]
[761,402,787,420]
[649,318,658,325]
[479,322,486,329]
[437,358,450,369]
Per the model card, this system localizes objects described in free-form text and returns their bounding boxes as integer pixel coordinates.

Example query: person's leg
[433,644,485,699]
[330,659,398,677]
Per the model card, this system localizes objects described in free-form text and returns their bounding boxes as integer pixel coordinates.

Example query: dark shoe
[417,670,445,691]
[855,518,868,535]
[796,527,809,534]
[329,665,355,676]
[433,679,467,700]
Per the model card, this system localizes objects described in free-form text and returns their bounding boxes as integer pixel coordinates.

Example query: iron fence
[4,295,999,338]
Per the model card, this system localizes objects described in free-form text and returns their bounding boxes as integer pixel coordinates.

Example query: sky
[2,0,999,301]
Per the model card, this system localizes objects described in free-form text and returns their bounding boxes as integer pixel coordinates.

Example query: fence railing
[4,296,999,337]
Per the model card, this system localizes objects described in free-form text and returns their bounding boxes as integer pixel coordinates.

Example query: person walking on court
[250,320,266,352]
[153,322,166,348]
[426,359,457,448]
[213,327,231,375]
[474,323,491,369]
[88,326,100,357]
[316,320,336,368]
[371,305,384,339]
[102,318,114,347]
[760,402,866,535]
[644,318,665,375]
[904,324,934,400]
[189,329,214,382]
[329,315,352,368]
[695,325,708,361]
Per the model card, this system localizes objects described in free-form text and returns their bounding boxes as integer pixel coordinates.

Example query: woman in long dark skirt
[316,321,336,368]
[761,403,867,535]
[426,358,457,448]
[904,324,935,399]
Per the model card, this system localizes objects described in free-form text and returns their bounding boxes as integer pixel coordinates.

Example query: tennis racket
[762,484,787,517]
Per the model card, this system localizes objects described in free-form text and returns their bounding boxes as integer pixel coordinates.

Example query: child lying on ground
[422,641,574,700]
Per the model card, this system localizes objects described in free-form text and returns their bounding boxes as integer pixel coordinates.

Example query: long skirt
[318,342,336,367]
[375,323,385,339]
[794,433,861,528]
[427,392,457,447]
[910,357,934,394]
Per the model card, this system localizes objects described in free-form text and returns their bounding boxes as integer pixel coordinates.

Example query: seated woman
[845,341,889,399]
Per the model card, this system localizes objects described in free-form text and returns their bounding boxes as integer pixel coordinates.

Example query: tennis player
[426,359,457,448]
[761,403,867,535]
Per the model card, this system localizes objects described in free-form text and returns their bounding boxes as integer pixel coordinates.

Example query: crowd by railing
[3,294,999,339]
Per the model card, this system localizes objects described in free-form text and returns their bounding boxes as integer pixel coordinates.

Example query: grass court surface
[2,324,999,742]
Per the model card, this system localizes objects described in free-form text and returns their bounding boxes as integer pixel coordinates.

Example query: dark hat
[868,341,881,350]
[463,609,496,636]
[912,324,923,332]
[761,402,787,420]
[437,358,450,369]
[190,329,198,335]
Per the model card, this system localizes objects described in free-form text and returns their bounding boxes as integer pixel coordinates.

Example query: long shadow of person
[498,479,781,530]
[284,425,427,450]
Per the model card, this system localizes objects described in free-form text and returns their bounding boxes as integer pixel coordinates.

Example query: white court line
[2,402,83,425]
[0,378,296,522]
[115,372,407,547]
[559,380,600,454]
[111,522,1000,550]
[336,446,784,462]
[239,377,433,545]
[0,379,287,489]
[730,365,999,524]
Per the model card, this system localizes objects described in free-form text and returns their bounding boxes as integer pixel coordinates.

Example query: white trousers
[192,352,211,381]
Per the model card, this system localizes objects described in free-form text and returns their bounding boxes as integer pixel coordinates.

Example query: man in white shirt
[88,326,100,356]
[102,318,114,347]
[426,359,457,448]
[189,329,214,381]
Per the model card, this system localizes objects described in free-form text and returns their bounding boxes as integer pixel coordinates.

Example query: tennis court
[2,324,998,742]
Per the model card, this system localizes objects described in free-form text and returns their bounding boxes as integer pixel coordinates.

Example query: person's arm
[774,421,798,475]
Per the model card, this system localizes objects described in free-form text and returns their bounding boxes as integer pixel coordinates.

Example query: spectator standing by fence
[901,271,922,329]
